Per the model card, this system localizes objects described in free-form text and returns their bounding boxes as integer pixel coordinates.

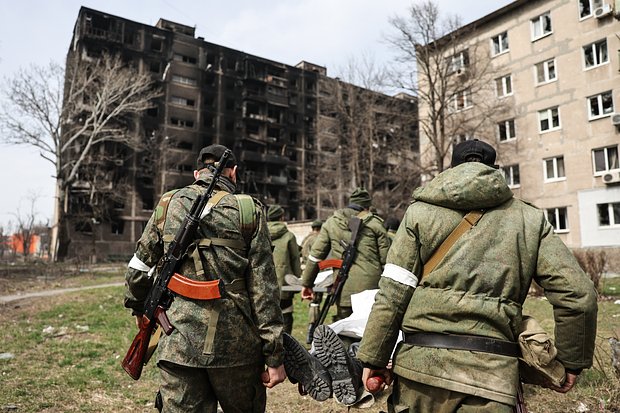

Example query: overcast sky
[0,0,513,229]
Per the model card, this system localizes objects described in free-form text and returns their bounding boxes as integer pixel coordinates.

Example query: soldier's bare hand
[550,372,578,393]
[362,366,393,392]
[301,287,314,300]
[262,365,287,388]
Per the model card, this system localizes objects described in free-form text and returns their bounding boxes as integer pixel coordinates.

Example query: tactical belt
[404,332,520,357]
[168,273,246,300]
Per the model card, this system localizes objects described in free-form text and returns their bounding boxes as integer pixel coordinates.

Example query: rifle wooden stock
[122,316,155,380]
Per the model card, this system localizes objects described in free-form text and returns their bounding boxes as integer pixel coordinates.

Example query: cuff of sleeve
[265,354,284,368]
[566,368,582,375]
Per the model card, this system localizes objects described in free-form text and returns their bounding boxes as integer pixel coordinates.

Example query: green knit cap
[349,188,372,208]
[267,204,284,221]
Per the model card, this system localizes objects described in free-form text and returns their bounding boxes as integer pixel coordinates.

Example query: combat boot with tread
[313,325,362,406]
[283,333,332,401]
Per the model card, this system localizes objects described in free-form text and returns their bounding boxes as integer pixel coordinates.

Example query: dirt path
[0,282,124,305]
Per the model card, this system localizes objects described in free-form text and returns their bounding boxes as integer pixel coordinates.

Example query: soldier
[301,188,390,322]
[357,139,598,412]
[383,217,400,245]
[267,204,302,334]
[300,219,323,267]
[124,144,286,413]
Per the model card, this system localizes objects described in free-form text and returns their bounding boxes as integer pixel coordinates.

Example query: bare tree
[311,55,419,219]
[387,0,513,174]
[0,53,162,260]
[11,193,40,258]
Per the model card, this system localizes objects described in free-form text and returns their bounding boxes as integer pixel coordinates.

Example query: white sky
[0,0,513,229]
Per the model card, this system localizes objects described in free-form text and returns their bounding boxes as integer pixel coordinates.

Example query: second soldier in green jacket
[301,188,390,321]
[267,204,302,334]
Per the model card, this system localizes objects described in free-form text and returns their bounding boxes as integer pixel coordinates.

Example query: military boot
[313,325,363,406]
[283,333,332,401]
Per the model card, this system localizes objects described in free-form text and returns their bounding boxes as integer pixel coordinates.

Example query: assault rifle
[306,216,362,344]
[121,150,231,380]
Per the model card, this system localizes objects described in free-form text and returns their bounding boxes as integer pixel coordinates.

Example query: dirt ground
[0,265,390,413]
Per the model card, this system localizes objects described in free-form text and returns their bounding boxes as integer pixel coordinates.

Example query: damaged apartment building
[63,7,417,260]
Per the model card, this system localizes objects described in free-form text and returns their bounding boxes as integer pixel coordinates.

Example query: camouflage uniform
[124,170,284,413]
[302,196,389,321]
[267,218,301,334]
[357,162,598,411]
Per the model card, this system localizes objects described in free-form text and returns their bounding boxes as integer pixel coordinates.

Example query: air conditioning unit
[612,113,620,126]
[602,172,620,184]
[595,3,613,18]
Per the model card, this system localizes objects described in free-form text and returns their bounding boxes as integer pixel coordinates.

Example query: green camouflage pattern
[158,360,266,412]
[301,207,389,307]
[267,221,302,301]
[357,162,597,406]
[124,170,284,369]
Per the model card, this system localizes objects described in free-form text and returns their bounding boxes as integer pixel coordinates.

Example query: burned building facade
[63,7,417,260]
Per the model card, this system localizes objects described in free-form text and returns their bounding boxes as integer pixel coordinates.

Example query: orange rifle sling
[318,258,343,271]
[168,273,222,300]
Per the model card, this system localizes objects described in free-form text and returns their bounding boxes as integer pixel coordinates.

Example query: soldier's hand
[301,287,314,300]
[362,366,393,392]
[262,365,287,388]
[550,372,578,393]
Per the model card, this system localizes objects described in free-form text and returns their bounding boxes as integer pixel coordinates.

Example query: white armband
[381,263,418,288]
[128,254,156,278]
[308,254,322,263]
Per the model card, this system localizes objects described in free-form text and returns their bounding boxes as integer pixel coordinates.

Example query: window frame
[597,202,620,228]
[534,58,557,85]
[491,32,510,56]
[448,50,470,74]
[583,39,608,70]
[592,145,620,174]
[171,74,197,86]
[451,90,472,112]
[545,207,569,233]
[579,0,603,20]
[543,156,566,182]
[498,119,516,142]
[531,11,553,41]
[587,91,614,120]
[538,106,561,133]
[501,164,521,188]
[495,75,513,98]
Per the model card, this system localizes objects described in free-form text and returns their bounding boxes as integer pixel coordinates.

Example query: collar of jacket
[194,169,237,193]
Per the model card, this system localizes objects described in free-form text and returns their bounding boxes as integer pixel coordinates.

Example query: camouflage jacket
[124,171,284,368]
[357,163,598,406]
[301,207,389,307]
[267,221,301,301]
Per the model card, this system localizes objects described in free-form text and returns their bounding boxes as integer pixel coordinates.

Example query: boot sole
[283,333,332,401]
[313,326,357,405]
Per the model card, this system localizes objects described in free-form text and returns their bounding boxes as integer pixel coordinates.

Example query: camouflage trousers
[158,360,266,413]
[388,375,513,413]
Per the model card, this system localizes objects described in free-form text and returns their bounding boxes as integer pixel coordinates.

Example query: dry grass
[0,268,618,412]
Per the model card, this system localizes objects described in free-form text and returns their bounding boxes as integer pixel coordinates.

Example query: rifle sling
[422,210,484,278]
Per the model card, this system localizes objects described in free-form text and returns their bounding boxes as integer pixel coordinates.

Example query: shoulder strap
[422,210,485,278]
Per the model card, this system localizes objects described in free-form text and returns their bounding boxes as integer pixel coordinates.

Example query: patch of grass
[600,276,620,297]
[522,296,620,412]
[0,285,618,412]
